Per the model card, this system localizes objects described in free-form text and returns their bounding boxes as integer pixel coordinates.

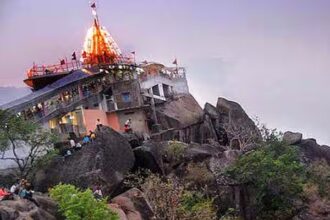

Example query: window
[122,92,131,102]
[152,85,160,96]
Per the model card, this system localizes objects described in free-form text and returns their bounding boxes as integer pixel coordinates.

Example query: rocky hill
[1,94,329,220]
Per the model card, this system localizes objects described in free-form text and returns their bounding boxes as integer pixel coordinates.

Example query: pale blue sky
[0,0,330,144]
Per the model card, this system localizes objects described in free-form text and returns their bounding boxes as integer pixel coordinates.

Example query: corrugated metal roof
[0,69,92,112]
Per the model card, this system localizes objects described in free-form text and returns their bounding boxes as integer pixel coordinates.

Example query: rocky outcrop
[0,195,60,220]
[33,127,135,195]
[297,139,330,164]
[156,94,203,129]
[283,131,303,145]
[155,95,260,151]
[110,188,154,220]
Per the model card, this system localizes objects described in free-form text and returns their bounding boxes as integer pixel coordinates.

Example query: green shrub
[179,191,217,220]
[167,140,187,161]
[49,184,118,220]
[226,140,306,219]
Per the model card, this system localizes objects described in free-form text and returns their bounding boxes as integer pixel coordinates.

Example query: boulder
[33,127,135,195]
[216,97,262,146]
[0,195,59,220]
[156,94,203,129]
[121,132,143,148]
[283,131,303,145]
[297,139,330,164]
[184,143,223,162]
[204,102,219,119]
[133,142,166,174]
[111,188,154,220]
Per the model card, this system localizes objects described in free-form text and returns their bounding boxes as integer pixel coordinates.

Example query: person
[0,187,12,201]
[69,138,76,149]
[89,130,96,142]
[20,183,39,207]
[82,135,91,145]
[10,180,20,195]
[96,118,102,131]
[93,186,103,200]
[75,142,82,150]
[124,118,132,133]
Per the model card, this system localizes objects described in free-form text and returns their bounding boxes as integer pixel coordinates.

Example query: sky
[0,0,329,145]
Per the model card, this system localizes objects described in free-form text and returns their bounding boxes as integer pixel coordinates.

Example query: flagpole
[65,57,69,71]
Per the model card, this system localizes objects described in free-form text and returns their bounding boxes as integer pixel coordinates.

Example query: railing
[26,55,135,79]
[26,61,83,78]
[140,67,186,82]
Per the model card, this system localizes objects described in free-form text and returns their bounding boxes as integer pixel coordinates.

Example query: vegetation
[306,160,330,199]
[49,183,118,220]
[166,140,187,162]
[142,173,217,220]
[0,110,57,178]
[226,127,306,219]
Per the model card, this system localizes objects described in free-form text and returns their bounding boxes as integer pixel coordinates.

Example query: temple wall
[82,109,108,132]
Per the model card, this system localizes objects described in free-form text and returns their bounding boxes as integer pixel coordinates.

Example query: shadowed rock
[33,127,135,195]
[0,195,59,220]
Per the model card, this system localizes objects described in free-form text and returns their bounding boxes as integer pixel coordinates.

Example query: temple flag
[60,59,65,65]
[72,52,77,60]
[91,3,96,8]
[131,51,136,55]
[172,58,177,65]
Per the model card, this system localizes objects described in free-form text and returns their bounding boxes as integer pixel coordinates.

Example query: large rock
[34,127,135,195]
[133,142,166,174]
[0,195,59,220]
[111,188,154,220]
[297,139,330,164]
[283,131,303,145]
[156,94,203,129]
[216,97,262,147]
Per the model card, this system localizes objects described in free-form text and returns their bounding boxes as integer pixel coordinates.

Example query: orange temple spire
[82,2,121,65]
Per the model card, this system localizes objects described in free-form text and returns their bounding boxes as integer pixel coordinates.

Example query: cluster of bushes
[225,129,330,219]
[49,184,118,220]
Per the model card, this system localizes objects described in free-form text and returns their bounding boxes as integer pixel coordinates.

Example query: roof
[0,69,93,112]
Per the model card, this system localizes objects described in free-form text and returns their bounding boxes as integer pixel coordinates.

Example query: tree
[226,138,306,219]
[0,110,57,178]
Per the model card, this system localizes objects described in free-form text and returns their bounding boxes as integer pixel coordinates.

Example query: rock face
[156,94,203,129]
[0,195,60,220]
[34,127,135,195]
[283,131,303,145]
[155,95,261,150]
[297,139,330,164]
[110,188,154,220]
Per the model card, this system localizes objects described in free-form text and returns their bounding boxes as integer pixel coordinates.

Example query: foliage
[143,174,184,219]
[142,173,217,220]
[226,138,306,219]
[166,140,187,162]
[123,168,151,189]
[184,162,215,189]
[0,110,57,178]
[49,183,118,220]
[220,208,241,220]
[306,160,330,199]
[179,191,217,220]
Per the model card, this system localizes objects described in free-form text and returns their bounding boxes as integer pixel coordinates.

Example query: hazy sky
[0,0,329,144]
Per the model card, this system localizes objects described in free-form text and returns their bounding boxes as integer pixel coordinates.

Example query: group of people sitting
[0,179,39,206]
[62,130,97,158]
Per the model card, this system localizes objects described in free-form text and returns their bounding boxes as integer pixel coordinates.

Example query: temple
[0,3,189,139]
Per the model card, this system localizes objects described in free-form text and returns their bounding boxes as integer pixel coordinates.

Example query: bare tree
[0,110,56,178]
